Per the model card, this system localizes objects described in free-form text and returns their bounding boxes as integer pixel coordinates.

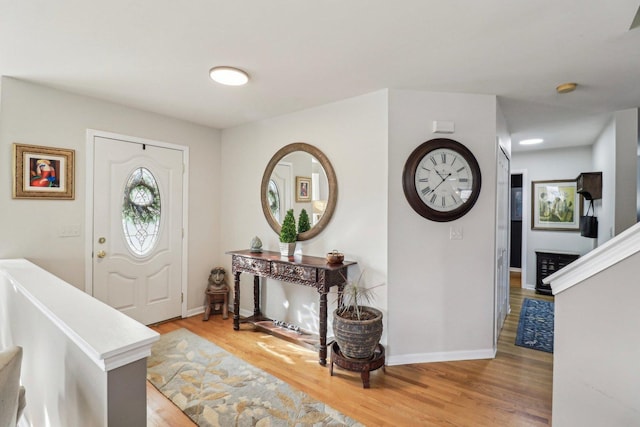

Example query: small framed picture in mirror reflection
[295,176,311,202]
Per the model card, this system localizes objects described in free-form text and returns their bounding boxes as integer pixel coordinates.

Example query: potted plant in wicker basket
[333,273,383,359]
[279,209,297,256]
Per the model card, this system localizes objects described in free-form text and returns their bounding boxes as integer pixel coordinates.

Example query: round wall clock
[402,138,481,222]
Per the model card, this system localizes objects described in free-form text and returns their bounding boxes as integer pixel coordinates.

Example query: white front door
[92,135,184,325]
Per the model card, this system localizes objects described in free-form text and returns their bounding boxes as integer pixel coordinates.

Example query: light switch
[58,224,81,237]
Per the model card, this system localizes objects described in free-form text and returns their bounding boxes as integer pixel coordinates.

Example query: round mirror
[261,143,337,241]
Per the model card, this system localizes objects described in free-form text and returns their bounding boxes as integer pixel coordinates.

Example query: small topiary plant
[279,209,297,243]
[298,208,311,234]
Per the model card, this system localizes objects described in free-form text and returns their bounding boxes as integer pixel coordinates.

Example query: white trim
[545,221,640,294]
[85,132,95,296]
[181,144,190,319]
[186,306,205,318]
[493,144,510,353]
[102,342,157,371]
[85,129,189,320]
[239,307,254,318]
[387,348,496,366]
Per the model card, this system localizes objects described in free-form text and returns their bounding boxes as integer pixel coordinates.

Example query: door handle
[96,250,106,259]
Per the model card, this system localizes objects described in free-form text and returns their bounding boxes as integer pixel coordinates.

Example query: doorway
[85,130,188,325]
[510,172,524,287]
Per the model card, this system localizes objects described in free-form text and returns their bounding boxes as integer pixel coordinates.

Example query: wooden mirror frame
[261,142,338,241]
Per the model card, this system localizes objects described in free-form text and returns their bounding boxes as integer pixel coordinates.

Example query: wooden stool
[203,285,229,320]
[330,342,385,388]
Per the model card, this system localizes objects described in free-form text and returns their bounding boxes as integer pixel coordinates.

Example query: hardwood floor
[147,287,553,426]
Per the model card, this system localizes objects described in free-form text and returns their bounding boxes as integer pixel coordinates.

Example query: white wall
[553,248,640,426]
[592,108,638,246]
[0,77,221,311]
[387,90,498,363]
[2,79,506,364]
[511,147,595,288]
[613,109,638,235]
[593,120,616,245]
[220,90,389,337]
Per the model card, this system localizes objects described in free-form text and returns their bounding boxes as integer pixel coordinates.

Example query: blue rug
[515,298,554,353]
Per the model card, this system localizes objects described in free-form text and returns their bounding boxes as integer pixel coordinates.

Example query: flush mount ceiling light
[520,138,544,146]
[209,66,249,86]
[556,82,577,94]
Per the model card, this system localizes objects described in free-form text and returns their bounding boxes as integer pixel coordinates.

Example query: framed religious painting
[295,176,311,202]
[531,179,581,231]
[13,143,75,199]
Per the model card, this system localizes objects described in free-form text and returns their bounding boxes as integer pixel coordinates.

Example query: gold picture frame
[13,143,75,199]
[295,176,311,202]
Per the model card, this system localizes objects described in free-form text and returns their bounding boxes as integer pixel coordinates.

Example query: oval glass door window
[122,167,161,256]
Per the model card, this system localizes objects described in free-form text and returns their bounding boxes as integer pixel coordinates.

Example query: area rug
[515,298,554,353]
[147,328,364,427]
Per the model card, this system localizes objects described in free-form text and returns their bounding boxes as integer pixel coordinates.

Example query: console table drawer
[233,256,270,275]
[272,262,317,282]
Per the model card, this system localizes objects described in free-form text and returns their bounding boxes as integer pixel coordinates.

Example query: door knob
[96,250,106,259]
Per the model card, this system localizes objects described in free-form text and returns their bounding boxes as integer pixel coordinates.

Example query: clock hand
[428,172,451,194]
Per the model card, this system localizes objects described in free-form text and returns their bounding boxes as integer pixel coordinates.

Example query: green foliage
[279,209,297,243]
[298,209,311,234]
[122,180,161,225]
[336,271,381,321]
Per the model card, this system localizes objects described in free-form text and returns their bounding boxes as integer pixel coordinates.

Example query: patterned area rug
[147,328,363,427]
[515,298,554,353]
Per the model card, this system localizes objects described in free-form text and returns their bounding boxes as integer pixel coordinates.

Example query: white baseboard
[522,283,535,290]
[186,306,205,317]
[238,307,253,318]
[386,348,496,366]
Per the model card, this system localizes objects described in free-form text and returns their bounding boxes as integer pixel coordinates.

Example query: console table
[227,249,356,365]
[535,250,580,295]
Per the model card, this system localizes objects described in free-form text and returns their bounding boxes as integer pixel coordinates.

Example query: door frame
[84,129,189,319]
[494,145,510,351]
[511,168,528,289]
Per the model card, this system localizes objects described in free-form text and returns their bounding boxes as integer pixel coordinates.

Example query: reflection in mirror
[261,143,337,241]
[267,179,280,222]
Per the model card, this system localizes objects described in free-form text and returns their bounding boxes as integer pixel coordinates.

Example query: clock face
[403,138,481,221]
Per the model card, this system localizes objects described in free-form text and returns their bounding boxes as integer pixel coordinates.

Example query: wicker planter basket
[333,307,383,359]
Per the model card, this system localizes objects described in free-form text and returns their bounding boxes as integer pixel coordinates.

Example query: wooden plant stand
[203,286,230,320]
[330,342,385,388]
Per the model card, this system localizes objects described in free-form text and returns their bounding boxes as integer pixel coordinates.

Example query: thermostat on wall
[432,120,455,134]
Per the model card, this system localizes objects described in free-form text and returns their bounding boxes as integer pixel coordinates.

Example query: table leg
[253,275,261,317]
[361,370,371,389]
[203,294,211,321]
[233,271,241,330]
[222,290,229,320]
[319,291,328,366]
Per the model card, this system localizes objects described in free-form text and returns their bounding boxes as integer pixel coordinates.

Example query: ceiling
[1,1,639,152]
